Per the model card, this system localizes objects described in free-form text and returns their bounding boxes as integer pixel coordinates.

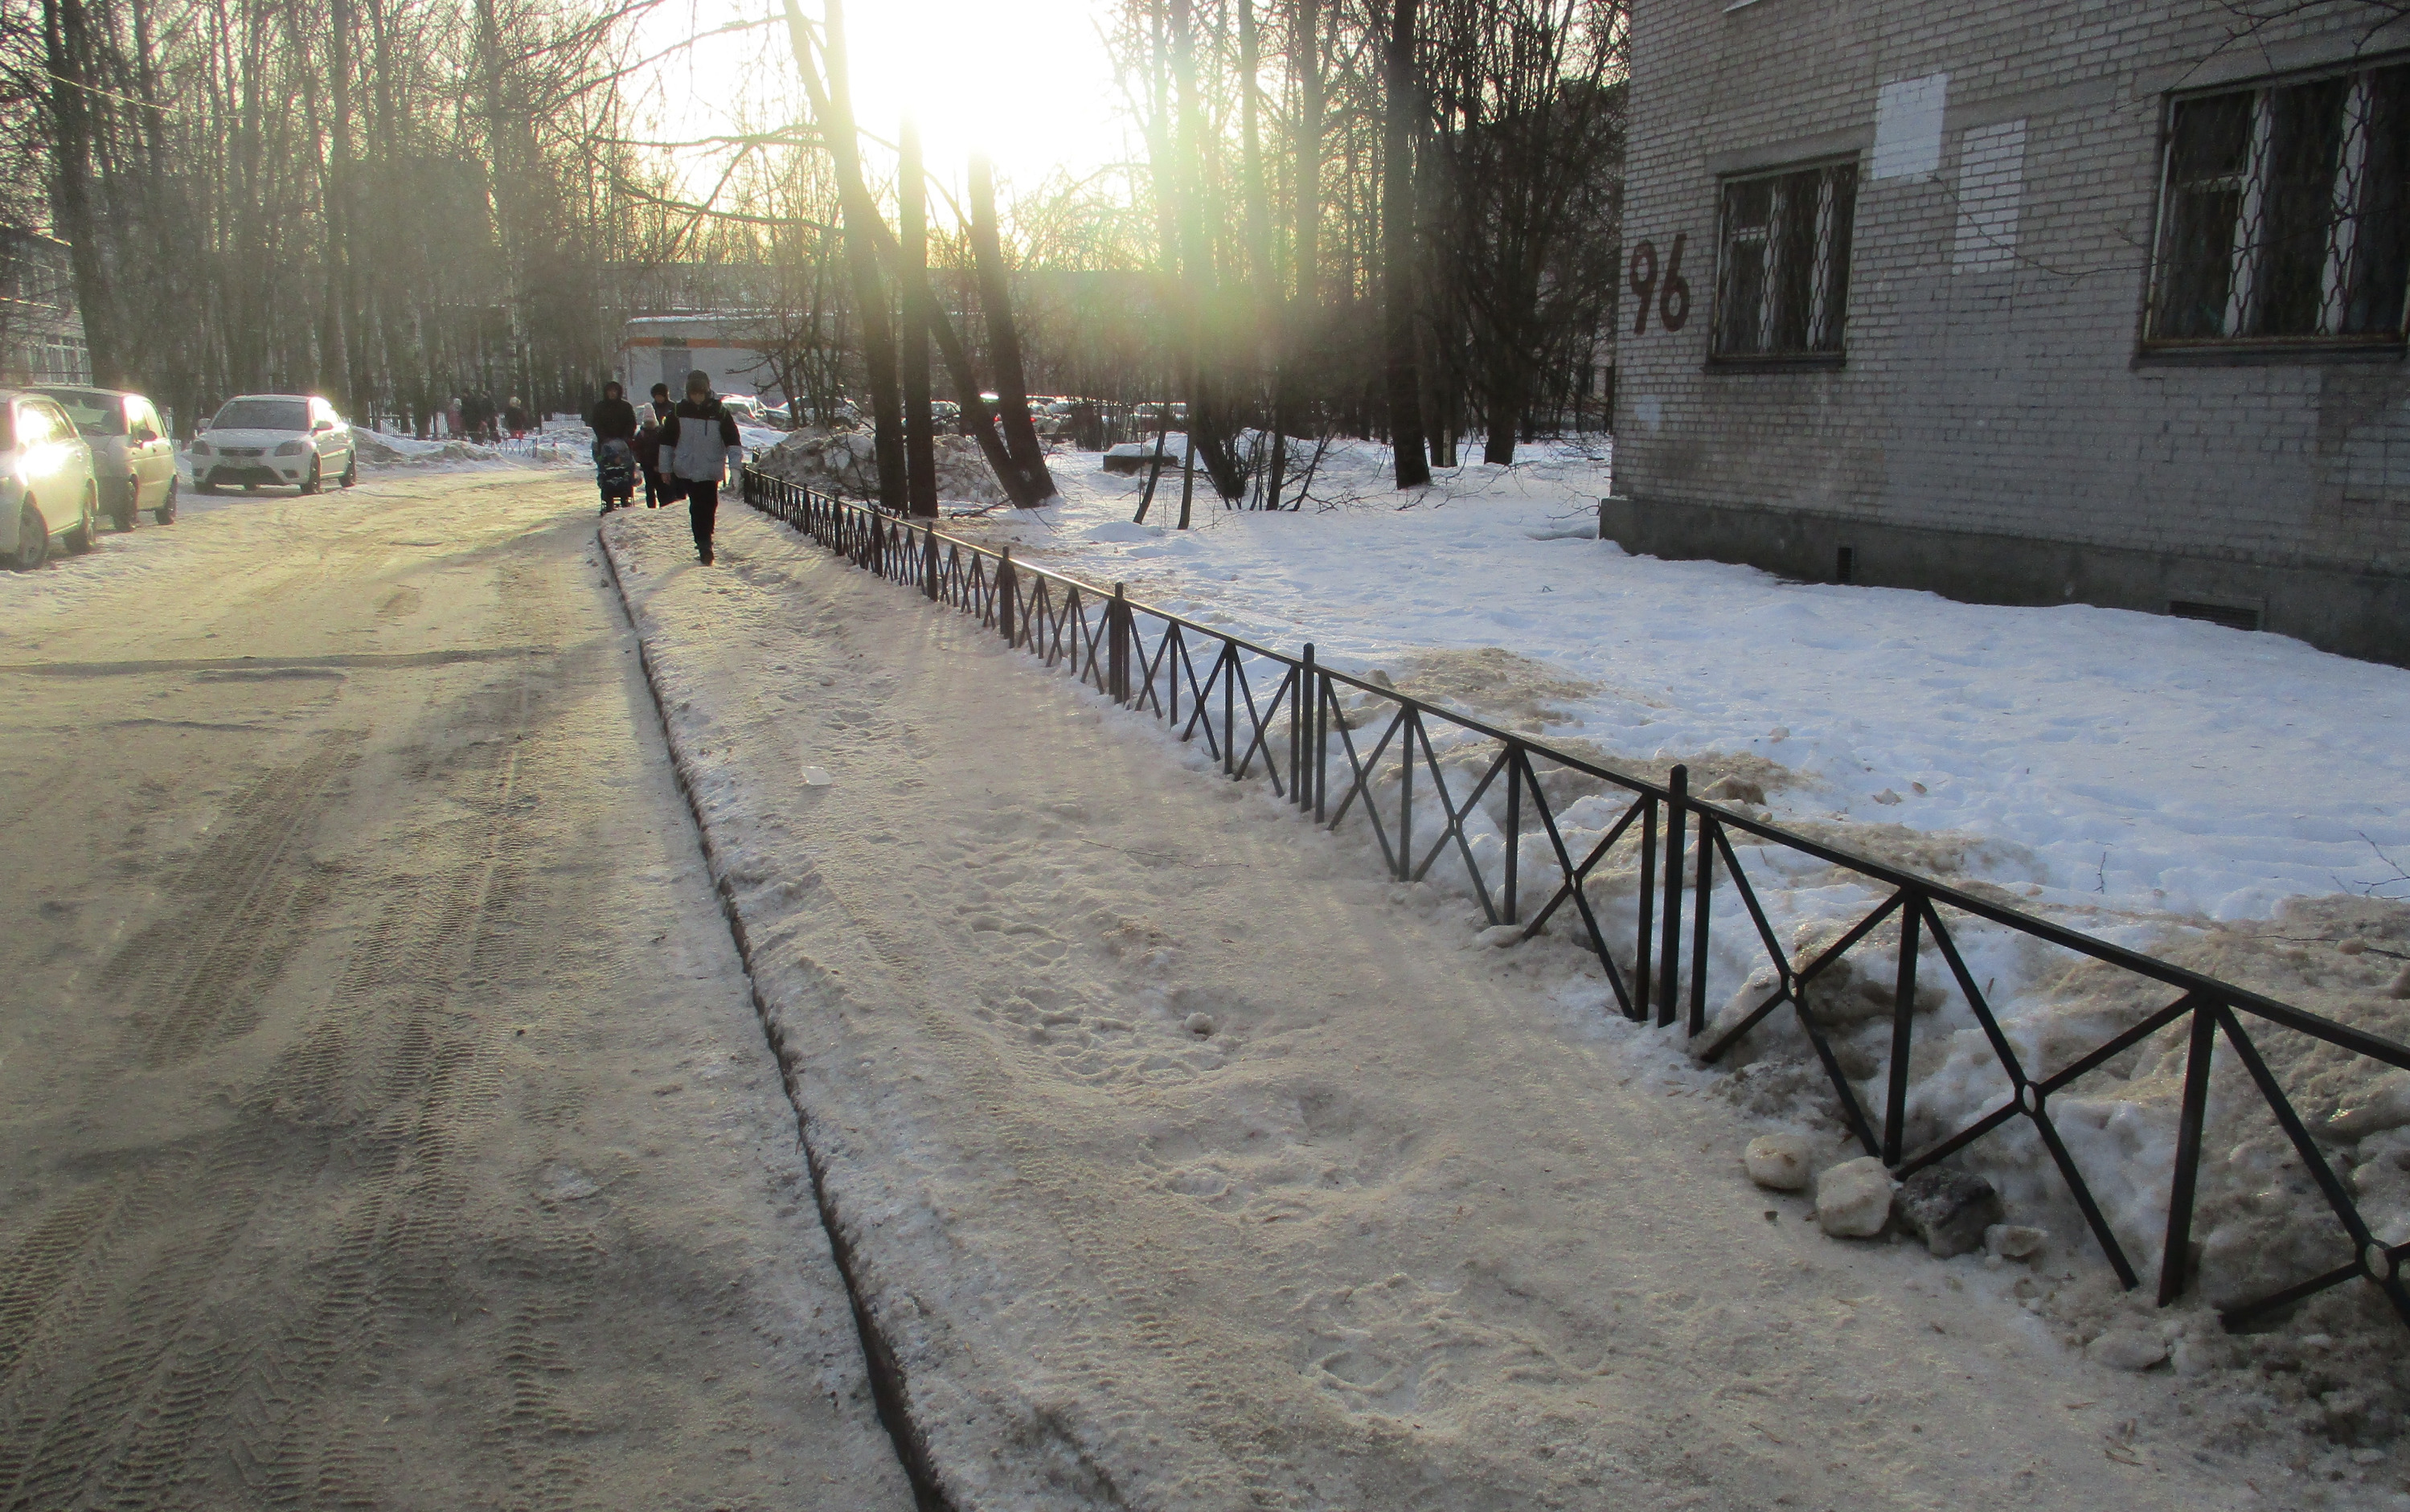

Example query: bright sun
[633,0,1133,209]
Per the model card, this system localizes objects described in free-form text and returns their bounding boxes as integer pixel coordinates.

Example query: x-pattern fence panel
[739,469,2410,1334]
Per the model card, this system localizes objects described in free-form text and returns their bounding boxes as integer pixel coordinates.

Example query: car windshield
[214,399,309,432]
[38,389,125,436]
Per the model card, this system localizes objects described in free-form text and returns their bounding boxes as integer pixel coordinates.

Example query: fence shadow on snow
[737,466,2410,1337]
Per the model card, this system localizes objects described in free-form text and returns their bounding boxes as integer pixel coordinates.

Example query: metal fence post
[1110,584,1130,703]
[2158,1003,2220,1305]
[1883,894,1923,1163]
[1657,764,1687,1026]
[998,547,1018,645]
[1688,815,1716,1035]
[1297,645,1314,809]
[1502,744,1523,925]
[924,527,940,600]
[1398,711,1415,882]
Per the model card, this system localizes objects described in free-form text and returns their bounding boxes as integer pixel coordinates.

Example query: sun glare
[632,0,1131,211]
[847,0,1131,191]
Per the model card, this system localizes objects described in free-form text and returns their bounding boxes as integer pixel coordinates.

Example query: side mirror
[313,420,333,433]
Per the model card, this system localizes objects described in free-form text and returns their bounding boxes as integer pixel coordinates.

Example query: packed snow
[920,440,2410,1341]
[600,500,2410,1508]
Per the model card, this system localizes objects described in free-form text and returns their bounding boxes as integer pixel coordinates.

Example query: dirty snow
[601,500,2410,1509]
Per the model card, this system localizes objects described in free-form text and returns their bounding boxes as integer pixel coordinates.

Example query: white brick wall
[1615,0,2410,579]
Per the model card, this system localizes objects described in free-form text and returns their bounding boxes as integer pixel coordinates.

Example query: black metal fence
[739,465,2410,1334]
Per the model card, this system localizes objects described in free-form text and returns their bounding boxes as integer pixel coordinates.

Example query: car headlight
[274,440,308,457]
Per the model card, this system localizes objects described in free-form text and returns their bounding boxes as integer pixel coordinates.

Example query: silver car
[36,386,179,528]
[189,394,357,494]
[0,389,99,569]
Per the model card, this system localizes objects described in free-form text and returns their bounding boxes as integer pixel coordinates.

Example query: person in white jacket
[658,369,745,565]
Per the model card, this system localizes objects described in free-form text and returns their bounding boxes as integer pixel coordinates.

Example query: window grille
[2146,62,2408,348]
[1712,159,1859,361]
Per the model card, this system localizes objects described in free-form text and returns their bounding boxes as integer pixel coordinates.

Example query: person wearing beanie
[657,370,744,564]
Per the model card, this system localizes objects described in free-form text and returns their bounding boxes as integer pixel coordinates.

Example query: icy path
[604,502,2314,1512]
[945,445,2410,928]
[0,473,911,1506]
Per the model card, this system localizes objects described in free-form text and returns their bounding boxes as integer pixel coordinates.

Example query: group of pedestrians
[589,369,742,566]
[439,393,535,443]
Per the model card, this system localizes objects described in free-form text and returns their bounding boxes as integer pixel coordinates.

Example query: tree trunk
[1270,0,1321,510]
[43,0,115,384]
[968,156,1057,505]
[802,0,906,510]
[899,123,938,518]
[1381,0,1431,489]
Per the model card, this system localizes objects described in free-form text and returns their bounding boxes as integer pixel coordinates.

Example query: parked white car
[1,389,99,569]
[37,385,179,528]
[189,394,357,494]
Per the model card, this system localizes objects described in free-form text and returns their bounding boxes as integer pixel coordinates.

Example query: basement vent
[1835,546,1856,585]
[2168,599,2262,633]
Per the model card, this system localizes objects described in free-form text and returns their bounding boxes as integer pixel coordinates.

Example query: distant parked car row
[0,385,359,570]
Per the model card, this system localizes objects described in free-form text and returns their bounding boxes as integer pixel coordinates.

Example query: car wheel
[156,477,179,524]
[243,482,259,493]
[340,452,357,488]
[114,478,137,531]
[12,503,47,570]
[65,487,96,554]
[300,458,322,495]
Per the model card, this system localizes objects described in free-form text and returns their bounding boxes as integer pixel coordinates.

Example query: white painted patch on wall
[1952,118,2028,273]
[1872,73,1949,181]
[1633,394,1664,432]
[2341,395,2410,507]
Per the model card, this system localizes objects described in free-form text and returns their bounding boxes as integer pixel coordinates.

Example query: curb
[593,522,956,1512]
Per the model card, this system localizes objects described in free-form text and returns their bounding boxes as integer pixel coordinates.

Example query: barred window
[1712,159,1858,362]
[2146,62,2408,348]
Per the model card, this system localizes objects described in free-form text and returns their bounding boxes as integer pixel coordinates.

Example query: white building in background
[615,313,785,405]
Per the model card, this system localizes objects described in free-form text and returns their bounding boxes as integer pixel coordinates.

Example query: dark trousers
[687,481,719,554]
[640,465,663,506]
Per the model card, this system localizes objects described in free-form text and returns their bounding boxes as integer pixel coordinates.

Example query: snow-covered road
[0,470,912,1507]
[605,498,2397,1510]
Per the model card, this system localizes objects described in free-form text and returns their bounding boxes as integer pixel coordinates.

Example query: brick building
[0,232,90,387]
[1606,2,2409,662]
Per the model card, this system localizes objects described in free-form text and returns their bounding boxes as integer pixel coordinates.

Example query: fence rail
[739,465,2410,1334]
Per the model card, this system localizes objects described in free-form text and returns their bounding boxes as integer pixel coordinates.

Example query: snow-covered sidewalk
[602,501,2395,1510]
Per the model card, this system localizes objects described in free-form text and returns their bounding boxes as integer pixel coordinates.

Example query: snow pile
[752,426,1007,506]
[1101,432,1191,473]
[354,429,502,465]
[353,425,584,469]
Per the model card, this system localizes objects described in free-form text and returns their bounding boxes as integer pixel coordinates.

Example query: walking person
[658,370,743,565]
[588,381,639,514]
[634,383,673,507]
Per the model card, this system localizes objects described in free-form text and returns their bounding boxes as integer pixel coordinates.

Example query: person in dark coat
[590,382,637,445]
[504,396,532,437]
[588,381,640,512]
[634,383,673,507]
[658,369,743,565]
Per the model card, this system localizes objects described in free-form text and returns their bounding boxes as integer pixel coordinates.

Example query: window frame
[2138,54,2410,363]
[1707,153,1861,371]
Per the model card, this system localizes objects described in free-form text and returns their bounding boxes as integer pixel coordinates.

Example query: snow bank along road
[605,501,2359,1512]
[0,472,912,1508]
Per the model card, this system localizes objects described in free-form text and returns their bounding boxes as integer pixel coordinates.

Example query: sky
[629,0,1135,206]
